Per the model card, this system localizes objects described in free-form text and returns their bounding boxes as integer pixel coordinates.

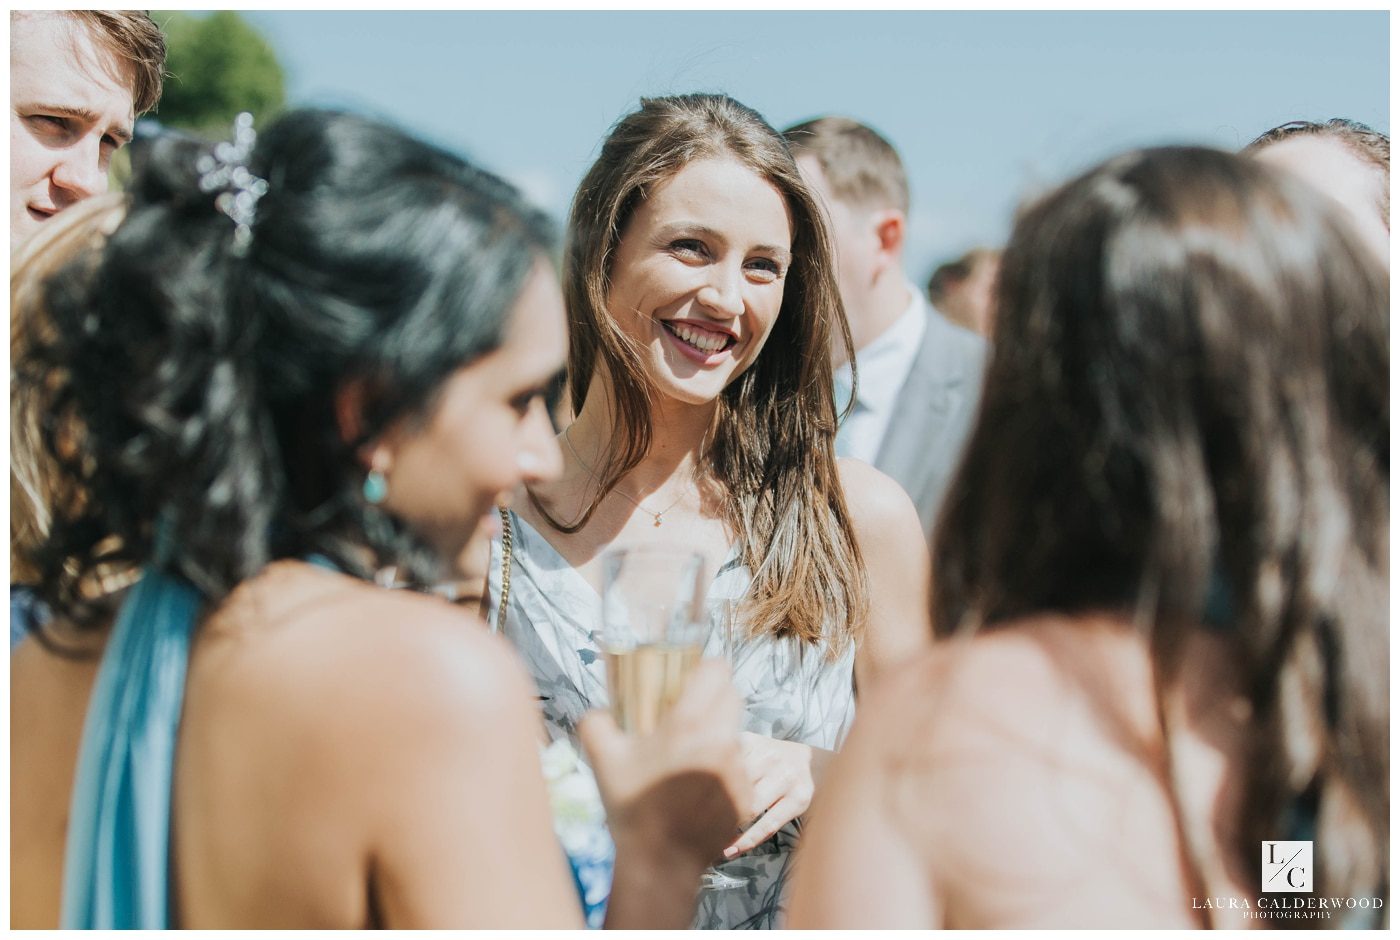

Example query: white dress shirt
[832,283,928,463]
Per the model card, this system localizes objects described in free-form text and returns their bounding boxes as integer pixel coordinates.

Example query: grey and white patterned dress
[486,510,856,929]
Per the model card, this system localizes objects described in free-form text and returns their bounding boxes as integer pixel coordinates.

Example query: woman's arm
[786,658,941,928]
[361,612,583,928]
[719,462,931,858]
[838,458,933,694]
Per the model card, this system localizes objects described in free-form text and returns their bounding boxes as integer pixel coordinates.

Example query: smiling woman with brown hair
[485,92,931,929]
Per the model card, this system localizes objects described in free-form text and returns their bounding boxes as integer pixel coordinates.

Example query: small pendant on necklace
[653,514,663,527]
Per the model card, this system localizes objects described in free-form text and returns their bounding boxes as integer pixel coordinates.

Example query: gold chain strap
[495,505,514,626]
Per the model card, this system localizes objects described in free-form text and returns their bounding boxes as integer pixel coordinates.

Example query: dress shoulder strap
[61,570,202,928]
[493,505,514,632]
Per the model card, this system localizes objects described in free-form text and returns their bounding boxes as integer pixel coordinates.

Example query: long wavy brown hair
[551,93,867,655]
[934,147,1388,911]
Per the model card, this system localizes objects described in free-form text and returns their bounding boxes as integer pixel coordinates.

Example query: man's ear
[872,209,906,277]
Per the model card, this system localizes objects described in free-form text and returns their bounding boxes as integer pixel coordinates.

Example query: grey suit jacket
[873,303,988,544]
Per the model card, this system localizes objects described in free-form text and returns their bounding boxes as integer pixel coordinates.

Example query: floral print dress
[487,510,856,929]
[540,738,613,928]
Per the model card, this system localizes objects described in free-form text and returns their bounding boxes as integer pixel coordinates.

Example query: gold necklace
[562,426,686,527]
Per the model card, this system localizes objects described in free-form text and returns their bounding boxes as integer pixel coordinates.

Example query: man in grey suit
[783,116,987,544]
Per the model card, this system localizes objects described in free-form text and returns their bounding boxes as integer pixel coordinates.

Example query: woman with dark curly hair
[10,109,749,929]
[789,146,1388,928]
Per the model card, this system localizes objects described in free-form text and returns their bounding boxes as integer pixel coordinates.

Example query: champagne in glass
[599,547,707,734]
[604,641,704,734]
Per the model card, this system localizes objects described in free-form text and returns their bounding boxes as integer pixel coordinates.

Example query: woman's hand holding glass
[578,660,750,873]
[587,546,754,901]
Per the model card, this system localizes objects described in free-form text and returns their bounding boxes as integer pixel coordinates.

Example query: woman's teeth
[666,322,730,353]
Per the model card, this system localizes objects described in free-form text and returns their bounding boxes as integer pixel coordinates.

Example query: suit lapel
[874,308,985,536]
[877,311,964,484]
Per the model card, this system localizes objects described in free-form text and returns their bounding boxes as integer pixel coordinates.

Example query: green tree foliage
[150,11,285,135]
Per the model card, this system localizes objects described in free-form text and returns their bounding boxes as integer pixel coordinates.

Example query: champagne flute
[599,547,707,734]
[599,548,746,892]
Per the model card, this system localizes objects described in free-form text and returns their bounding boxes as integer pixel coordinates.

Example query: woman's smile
[659,317,738,363]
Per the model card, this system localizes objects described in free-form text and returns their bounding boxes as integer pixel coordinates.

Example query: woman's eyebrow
[656,221,723,242]
[656,221,791,261]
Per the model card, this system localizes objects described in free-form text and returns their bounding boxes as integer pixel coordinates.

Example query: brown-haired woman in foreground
[789,146,1388,928]
[486,93,931,928]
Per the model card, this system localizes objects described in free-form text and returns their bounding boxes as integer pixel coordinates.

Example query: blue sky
[238,11,1388,281]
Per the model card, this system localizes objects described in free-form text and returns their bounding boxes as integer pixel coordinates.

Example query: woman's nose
[517,399,563,483]
[695,264,744,318]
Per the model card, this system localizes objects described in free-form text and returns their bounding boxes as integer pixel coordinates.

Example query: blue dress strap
[60,569,202,929]
[304,553,339,572]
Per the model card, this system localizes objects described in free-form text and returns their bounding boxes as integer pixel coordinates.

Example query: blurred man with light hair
[784,115,986,543]
[10,11,166,248]
[1246,118,1389,267]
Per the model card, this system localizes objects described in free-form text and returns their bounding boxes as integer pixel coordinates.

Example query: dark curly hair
[27,108,554,635]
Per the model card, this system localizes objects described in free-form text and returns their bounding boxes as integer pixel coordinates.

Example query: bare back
[788,613,1258,929]
[11,624,104,928]
[10,561,579,929]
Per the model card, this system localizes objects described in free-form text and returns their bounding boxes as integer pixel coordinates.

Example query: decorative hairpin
[196,112,268,256]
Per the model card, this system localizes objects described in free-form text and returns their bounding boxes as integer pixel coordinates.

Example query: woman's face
[606,155,794,406]
[376,261,567,556]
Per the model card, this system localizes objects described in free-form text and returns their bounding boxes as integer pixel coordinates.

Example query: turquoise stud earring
[363,469,388,505]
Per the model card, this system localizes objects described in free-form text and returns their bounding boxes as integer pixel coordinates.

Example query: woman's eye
[670,239,708,259]
[509,392,537,416]
[746,258,783,281]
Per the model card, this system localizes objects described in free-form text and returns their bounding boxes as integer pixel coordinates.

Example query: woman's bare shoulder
[856,616,1195,927]
[884,615,1158,763]
[186,561,540,759]
[836,458,923,533]
[176,563,556,926]
[834,457,929,585]
[834,458,933,687]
